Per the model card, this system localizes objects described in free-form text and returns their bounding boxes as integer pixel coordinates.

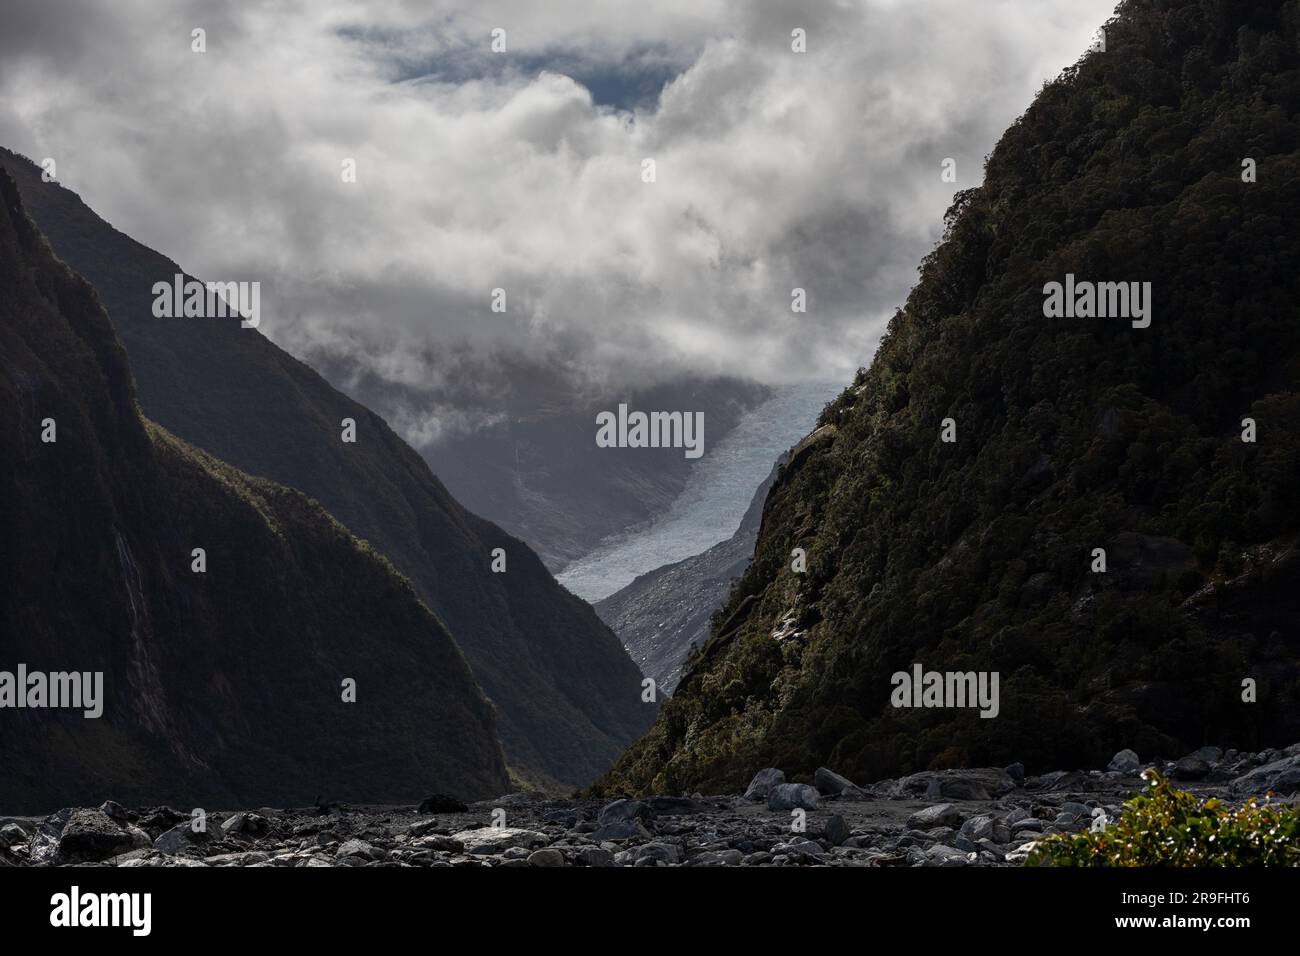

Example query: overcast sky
[0,0,1117,425]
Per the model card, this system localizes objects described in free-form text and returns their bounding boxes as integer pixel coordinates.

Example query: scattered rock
[205,851,271,866]
[592,819,651,842]
[772,837,825,861]
[615,842,681,865]
[411,835,464,853]
[692,848,743,866]
[98,800,129,823]
[155,823,216,855]
[926,845,971,867]
[14,743,1300,868]
[907,804,963,829]
[1108,749,1141,775]
[767,783,820,812]
[821,814,849,847]
[1191,746,1223,766]
[336,839,383,861]
[0,822,28,848]
[598,799,648,826]
[134,807,187,837]
[55,809,150,863]
[1172,756,1210,781]
[221,811,269,837]
[1005,841,1038,865]
[1231,754,1300,796]
[577,847,615,867]
[893,768,1016,801]
[527,848,565,867]
[813,767,868,800]
[744,768,786,801]
[959,815,995,842]
[452,827,550,855]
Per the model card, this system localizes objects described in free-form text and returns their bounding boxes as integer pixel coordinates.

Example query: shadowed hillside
[2,151,655,789]
[602,0,1300,795]
[0,169,509,812]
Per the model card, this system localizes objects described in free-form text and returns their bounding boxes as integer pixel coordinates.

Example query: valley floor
[5,745,1298,868]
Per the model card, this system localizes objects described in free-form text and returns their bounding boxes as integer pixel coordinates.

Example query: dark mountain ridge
[0,168,509,812]
[1,148,654,789]
[602,0,1300,795]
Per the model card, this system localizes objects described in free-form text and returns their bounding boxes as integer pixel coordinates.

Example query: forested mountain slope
[602,0,1300,794]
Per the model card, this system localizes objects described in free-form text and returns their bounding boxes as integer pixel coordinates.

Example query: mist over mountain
[319,352,769,570]
[0,0,1117,407]
[0,169,509,813]
[3,149,654,790]
[603,0,1300,796]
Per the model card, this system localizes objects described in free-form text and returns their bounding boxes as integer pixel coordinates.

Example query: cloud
[0,0,1117,416]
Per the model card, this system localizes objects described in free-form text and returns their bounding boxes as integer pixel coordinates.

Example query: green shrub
[1027,770,1300,866]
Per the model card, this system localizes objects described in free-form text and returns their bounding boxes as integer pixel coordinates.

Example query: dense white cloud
[0,0,1117,419]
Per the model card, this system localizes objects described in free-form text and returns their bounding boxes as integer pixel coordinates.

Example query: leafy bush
[1027,771,1300,866]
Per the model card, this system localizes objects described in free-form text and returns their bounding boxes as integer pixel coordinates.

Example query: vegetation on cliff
[601,0,1300,795]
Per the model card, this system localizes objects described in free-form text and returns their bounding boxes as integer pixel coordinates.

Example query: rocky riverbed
[4,745,1299,868]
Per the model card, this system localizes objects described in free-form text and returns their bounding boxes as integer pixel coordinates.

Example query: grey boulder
[1231,754,1300,797]
[744,768,786,801]
[592,819,652,842]
[813,767,868,800]
[451,827,550,855]
[907,803,963,829]
[1172,756,1210,781]
[1107,749,1141,775]
[155,822,217,855]
[766,783,820,812]
[598,799,648,826]
[893,768,1016,801]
